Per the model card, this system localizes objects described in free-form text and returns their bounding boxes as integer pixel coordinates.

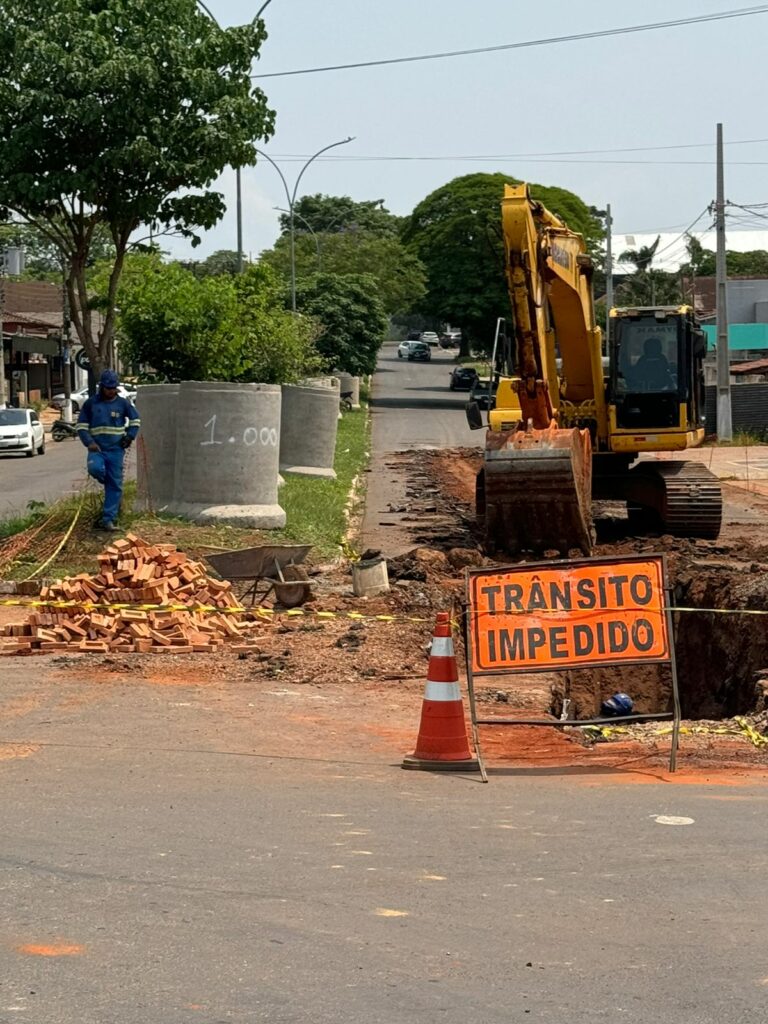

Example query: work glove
[119,435,132,449]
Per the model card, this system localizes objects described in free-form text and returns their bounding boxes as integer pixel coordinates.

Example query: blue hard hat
[99,369,119,388]
[601,692,634,717]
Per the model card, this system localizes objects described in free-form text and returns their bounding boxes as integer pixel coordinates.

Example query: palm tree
[616,235,680,305]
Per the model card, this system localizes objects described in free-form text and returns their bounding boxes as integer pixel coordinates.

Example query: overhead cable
[252,5,768,78]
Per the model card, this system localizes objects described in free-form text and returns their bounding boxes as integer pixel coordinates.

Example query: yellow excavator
[467,183,722,555]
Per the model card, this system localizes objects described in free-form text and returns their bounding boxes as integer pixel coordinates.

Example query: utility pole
[236,168,244,274]
[61,267,73,423]
[0,260,5,409]
[604,203,613,351]
[0,246,24,408]
[715,122,732,441]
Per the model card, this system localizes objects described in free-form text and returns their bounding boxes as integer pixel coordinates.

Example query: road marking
[652,815,695,825]
[374,908,409,917]
[420,873,447,881]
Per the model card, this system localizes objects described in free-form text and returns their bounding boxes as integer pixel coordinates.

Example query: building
[1,280,89,405]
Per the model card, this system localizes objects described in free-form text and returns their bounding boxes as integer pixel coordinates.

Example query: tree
[617,235,681,305]
[116,258,248,381]
[261,232,426,316]
[0,1,274,375]
[294,274,388,376]
[187,250,244,278]
[116,258,320,384]
[402,173,603,353]
[278,195,403,238]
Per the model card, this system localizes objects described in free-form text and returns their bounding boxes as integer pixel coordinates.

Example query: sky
[165,0,768,264]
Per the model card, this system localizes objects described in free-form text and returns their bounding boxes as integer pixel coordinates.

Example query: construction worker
[76,369,141,532]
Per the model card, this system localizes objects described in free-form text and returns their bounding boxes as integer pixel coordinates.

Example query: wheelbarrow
[204,544,312,608]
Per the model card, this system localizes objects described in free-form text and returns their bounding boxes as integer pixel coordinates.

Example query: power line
[257,155,768,167]
[252,5,768,79]
[267,137,768,161]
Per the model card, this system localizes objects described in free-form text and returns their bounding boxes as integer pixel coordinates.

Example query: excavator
[467,183,722,555]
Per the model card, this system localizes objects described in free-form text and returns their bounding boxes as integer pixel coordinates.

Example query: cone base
[401,754,480,772]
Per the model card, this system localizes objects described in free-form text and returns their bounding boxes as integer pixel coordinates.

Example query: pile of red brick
[0,534,261,656]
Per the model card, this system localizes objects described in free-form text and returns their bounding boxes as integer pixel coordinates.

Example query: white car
[0,407,46,457]
[50,384,136,413]
[421,331,440,346]
[397,340,419,358]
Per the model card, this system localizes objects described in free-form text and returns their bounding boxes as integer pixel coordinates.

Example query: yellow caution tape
[0,597,431,623]
[585,721,768,749]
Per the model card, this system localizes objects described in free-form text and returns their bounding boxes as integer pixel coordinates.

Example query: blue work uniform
[76,394,141,525]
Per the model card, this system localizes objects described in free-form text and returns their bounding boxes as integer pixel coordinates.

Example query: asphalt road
[0,435,137,522]
[0,438,88,520]
[369,342,481,453]
[362,343,482,553]
[0,667,766,1024]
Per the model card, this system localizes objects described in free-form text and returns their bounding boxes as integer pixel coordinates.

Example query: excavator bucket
[480,421,594,556]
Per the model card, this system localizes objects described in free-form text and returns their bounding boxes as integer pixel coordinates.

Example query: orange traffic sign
[468,555,670,674]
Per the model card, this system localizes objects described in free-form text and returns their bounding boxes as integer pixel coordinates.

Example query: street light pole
[274,207,321,272]
[198,0,274,272]
[256,137,354,311]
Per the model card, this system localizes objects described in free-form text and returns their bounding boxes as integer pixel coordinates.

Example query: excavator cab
[607,306,707,452]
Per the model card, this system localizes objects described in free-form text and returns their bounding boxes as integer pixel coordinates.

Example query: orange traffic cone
[402,612,479,771]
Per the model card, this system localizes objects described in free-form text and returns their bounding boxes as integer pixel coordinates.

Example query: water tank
[168,381,285,527]
[134,383,179,511]
[280,383,339,478]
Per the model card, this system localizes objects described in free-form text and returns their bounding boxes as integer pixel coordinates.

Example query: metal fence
[705,383,768,438]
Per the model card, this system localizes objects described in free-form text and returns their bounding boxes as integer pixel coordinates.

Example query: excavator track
[480,422,594,556]
[626,461,723,539]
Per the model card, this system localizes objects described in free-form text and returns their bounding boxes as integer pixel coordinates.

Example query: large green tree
[279,194,403,238]
[261,232,426,316]
[402,173,603,353]
[294,274,388,376]
[0,0,274,374]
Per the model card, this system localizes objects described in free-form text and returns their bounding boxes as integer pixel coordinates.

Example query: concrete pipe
[134,383,179,512]
[335,371,361,408]
[168,381,285,528]
[280,383,339,479]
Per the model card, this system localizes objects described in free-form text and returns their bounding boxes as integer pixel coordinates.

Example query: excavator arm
[478,184,602,555]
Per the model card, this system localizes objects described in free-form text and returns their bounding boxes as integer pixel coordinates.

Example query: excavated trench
[414,448,768,723]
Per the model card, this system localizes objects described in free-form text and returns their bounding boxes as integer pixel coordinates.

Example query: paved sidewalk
[651,445,768,496]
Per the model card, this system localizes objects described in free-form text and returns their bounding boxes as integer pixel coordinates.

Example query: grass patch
[705,429,767,447]
[1,404,371,581]
[0,505,47,540]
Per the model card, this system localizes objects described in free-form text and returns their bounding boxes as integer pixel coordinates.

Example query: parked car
[50,384,136,413]
[449,366,479,391]
[398,340,418,358]
[469,378,498,410]
[407,341,431,362]
[421,331,439,347]
[0,407,46,457]
[406,330,422,341]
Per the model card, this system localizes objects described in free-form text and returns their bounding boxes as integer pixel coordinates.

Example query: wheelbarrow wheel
[273,565,311,608]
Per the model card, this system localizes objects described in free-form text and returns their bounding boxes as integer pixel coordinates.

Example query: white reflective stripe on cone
[424,680,462,702]
[430,637,455,657]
